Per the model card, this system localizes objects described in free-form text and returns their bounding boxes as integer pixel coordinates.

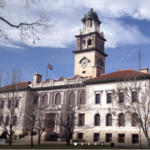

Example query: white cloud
[1,0,150,49]
[103,20,150,48]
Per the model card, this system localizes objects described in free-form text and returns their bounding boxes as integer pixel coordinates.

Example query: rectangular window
[95,94,100,104]
[78,133,83,139]
[118,134,125,143]
[107,93,112,103]
[106,133,112,142]
[8,100,11,108]
[79,114,85,126]
[94,133,99,142]
[15,100,19,108]
[132,91,137,102]
[132,134,139,143]
[1,101,4,109]
[119,92,124,103]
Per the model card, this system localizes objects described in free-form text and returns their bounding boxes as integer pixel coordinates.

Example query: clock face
[81,59,88,68]
[97,59,103,68]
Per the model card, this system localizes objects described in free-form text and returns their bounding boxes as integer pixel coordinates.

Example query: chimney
[140,68,149,73]
[33,72,42,84]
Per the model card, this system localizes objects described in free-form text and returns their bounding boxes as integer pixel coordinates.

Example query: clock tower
[73,8,108,78]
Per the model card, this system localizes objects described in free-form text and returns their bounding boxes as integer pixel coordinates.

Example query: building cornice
[85,75,150,85]
[0,86,31,93]
[75,31,106,41]
[72,47,108,57]
[31,83,85,91]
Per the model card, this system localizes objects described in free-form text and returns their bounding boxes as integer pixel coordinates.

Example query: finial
[91,8,93,11]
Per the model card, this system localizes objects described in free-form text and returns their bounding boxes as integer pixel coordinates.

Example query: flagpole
[139,48,140,71]
[46,64,48,81]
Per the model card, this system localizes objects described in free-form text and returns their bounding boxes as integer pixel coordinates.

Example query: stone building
[0,8,150,147]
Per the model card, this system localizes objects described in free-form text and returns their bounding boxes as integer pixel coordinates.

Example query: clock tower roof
[81,8,101,24]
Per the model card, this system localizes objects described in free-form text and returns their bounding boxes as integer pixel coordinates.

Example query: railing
[42,82,49,86]
[30,78,88,88]
[54,81,65,86]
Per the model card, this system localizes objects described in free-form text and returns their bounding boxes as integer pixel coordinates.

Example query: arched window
[55,93,61,105]
[132,113,138,126]
[82,40,85,46]
[5,116,9,126]
[106,113,112,126]
[90,21,92,27]
[80,91,86,104]
[95,114,100,126]
[69,92,75,105]
[33,95,38,106]
[118,113,125,126]
[13,116,17,126]
[87,22,89,27]
[42,94,48,105]
[88,39,92,45]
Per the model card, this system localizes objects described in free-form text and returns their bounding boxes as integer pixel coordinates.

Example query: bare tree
[47,85,94,145]
[24,94,50,146]
[0,0,53,44]
[0,68,25,146]
[111,74,150,148]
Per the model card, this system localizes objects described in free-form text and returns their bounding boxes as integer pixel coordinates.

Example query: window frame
[5,116,9,126]
[80,91,86,105]
[95,94,100,104]
[55,93,61,105]
[95,114,100,126]
[119,92,124,103]
[90,21,92,27]
[107,93,112,103]
[13,116,17,126]
[106,113,112,126]
[42,94,48,106]
[105,90,113,104]
[94,90,103,105]
[33,95,38,106]
[88,39,92,46]
[8,100,11,108]
[93,133,100,142]
[106,133,112,142]
[132,134,139,144]
[0,115,3,125]
[132,91,138,102]
[118,134,125,143]
[1,100,4,109]
[132,113,138,127]
[118,113,125,126]
[69,92,75,106]
[15,100,19,108]
[78,113,85,126]
[78,133,83,139]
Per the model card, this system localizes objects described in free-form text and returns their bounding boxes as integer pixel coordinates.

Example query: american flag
[48,64,53,70]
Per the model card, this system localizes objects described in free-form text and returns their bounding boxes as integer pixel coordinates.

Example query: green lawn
[0,144,138,149]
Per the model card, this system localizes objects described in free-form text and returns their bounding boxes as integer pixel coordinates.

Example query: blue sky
[1,0,150,82]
